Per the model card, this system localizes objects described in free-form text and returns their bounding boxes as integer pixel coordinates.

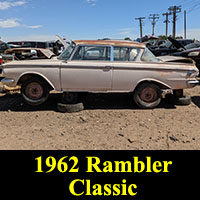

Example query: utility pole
[149,14,159,36]
[135,17,146,40]
[163,12,171,37]
[184,10,187,39]
[168,5,182,38]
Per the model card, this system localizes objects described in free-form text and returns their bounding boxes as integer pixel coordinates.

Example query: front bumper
[1,78,15,87]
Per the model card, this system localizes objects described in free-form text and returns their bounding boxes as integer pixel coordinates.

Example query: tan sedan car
[0,40,199,109]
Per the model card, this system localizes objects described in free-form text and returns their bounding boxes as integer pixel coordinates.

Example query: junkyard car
[149,38,194,57]
[4,47,55,60]
[0,40,199,109]
[0,40,10,54]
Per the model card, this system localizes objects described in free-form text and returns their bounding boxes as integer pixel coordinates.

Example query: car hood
[56,35,70,49]
[168,37,185,49]
[5,48,55,59]
[181,47,200,54]
[2,57,61,68]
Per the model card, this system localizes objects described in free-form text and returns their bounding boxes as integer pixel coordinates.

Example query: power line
[187,1,200,13]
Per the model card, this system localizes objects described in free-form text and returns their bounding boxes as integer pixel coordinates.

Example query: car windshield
[58,42,76,60]
[141,48,159,62]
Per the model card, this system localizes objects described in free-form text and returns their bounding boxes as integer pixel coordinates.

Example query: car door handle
[103,66,112,71]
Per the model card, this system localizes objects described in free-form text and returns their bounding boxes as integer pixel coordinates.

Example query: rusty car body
[4,47,55,60]
[0,39,199,108]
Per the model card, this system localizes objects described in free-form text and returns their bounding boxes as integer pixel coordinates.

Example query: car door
[112,47,141,92]
[61,45,112,92]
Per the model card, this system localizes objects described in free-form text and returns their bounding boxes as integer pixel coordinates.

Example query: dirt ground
[0,83,200,150]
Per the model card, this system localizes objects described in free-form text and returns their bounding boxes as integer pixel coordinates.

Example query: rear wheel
[21,77,49,105]
[133,83,161,109]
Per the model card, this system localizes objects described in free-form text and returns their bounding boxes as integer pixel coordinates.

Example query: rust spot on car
[157,71,174,77]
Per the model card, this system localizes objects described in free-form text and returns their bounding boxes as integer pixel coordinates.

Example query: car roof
[8,41,49,43]
[74,40,146,48]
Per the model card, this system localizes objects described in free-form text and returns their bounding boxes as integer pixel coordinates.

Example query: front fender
[17,72,56,90]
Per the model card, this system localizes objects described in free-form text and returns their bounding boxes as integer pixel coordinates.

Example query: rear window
[141,48,159,62]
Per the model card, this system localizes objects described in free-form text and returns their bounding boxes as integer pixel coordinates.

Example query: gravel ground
[0,85,200,150]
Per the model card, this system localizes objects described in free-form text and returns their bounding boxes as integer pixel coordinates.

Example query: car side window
[114,47,140,61]
[114,47,129,61]
[129,48,140,61]
[72,46,110,61]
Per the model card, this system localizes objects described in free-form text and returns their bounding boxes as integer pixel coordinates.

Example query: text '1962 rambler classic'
[0,39,199,109]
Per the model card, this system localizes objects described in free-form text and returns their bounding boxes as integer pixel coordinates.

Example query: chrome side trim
[4,64,195,72]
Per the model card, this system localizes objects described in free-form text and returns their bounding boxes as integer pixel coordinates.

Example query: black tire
[165,94,191,105]
[61,92,78,104]
[177,95,191,105]
[133,83,161,109]
[21,77,49,106]
[57,102,84,113]
[165,93,175,104]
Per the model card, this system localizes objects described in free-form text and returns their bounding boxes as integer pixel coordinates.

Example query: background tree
[124,37,132,41]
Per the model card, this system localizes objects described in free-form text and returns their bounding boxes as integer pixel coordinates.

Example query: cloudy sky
[0,0,200,41]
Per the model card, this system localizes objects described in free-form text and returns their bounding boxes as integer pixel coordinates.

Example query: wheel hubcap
[62,93,77,104]
[140,87,157,103]
[25,82,43,99]
[65,94,74,102]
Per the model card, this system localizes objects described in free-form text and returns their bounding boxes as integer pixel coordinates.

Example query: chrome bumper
[1,78,15,86]
[188,80,200,85]
[187,80,200,86]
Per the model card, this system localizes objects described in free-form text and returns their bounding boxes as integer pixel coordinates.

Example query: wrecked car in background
[173,45,200,71]
[149,38,194,56]
[4,48,55,60]
[0,40,199,109]
[0,40,10,54]
[149,37,200,73]
[7,36,67,56]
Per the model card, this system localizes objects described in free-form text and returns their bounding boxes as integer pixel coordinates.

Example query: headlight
[188,51,200,57]
[187,70,199,78]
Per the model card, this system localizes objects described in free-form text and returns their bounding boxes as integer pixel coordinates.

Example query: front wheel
[21,78,50,105]
[133,83,161,109]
